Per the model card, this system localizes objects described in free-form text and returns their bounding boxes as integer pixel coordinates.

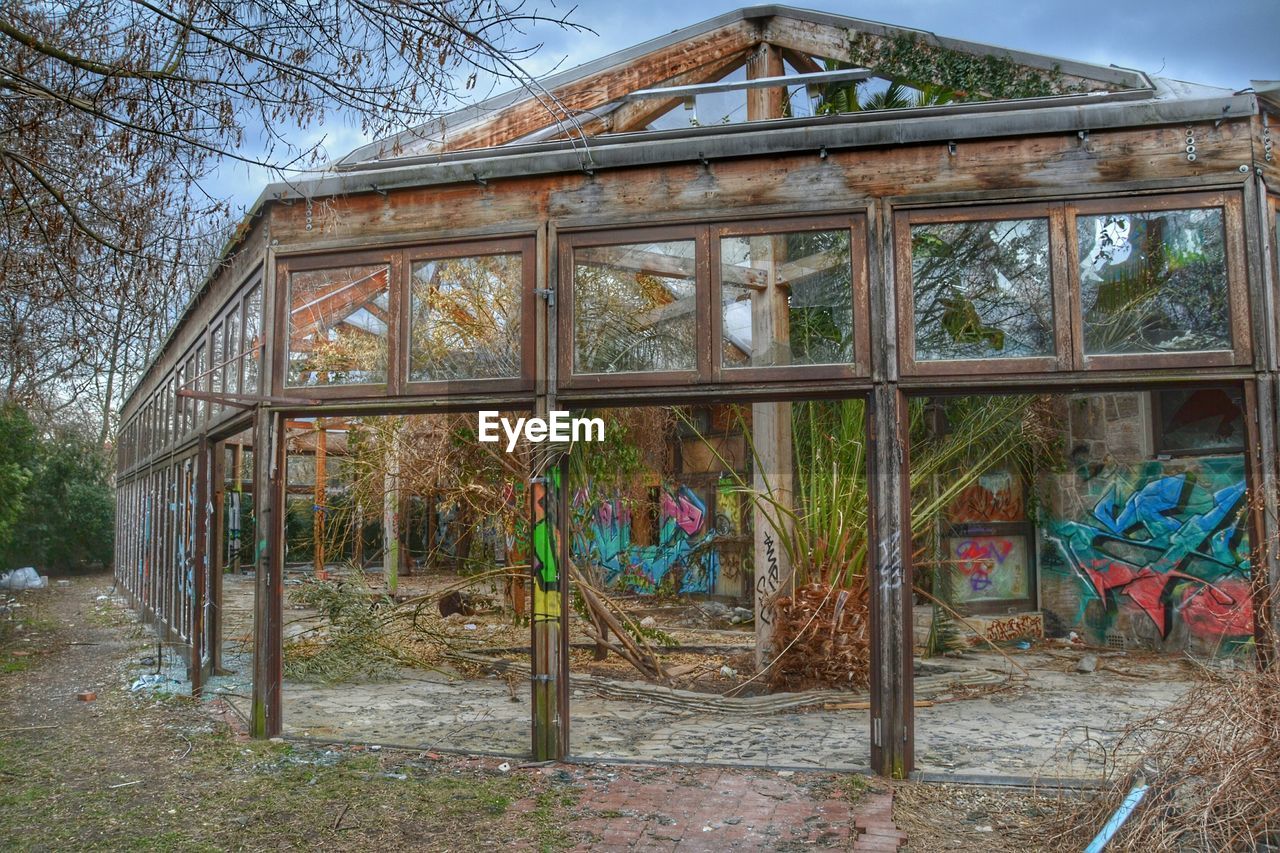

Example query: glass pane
[720,229,853,368]
[224,305,240,397]
[287,264,390,386]
[1078,207,1229,354]
[573,240,697,374]
[243,286,262,394]
[1155,387,1244,455]
[210,322,224,419]
[943,534,1031,605]
[911,218,1053,361]
[409,253,521,381]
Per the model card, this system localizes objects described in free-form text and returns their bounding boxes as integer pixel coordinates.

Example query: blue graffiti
[574,485,720,594]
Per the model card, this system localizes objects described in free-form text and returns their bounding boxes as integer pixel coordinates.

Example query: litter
[0,567,47,591]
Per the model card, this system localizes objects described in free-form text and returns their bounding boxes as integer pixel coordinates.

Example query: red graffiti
[1082,558,1251,639]
[1180,579,1253,638]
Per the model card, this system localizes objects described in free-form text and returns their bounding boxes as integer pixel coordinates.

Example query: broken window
[409,252,523,382]
[224,304,241,399]
[572,239,698,375]
[720,229,853,368]
[286,263,391,387]
[910,217,1054,361]
[1153,387,1245,456]
[1077,207,1229,355]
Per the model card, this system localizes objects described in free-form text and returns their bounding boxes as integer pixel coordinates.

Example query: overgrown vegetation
[0,403,114,572]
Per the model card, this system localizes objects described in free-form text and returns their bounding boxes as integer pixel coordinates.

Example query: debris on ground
[1,567,48,591]
[1047,662,1280,851]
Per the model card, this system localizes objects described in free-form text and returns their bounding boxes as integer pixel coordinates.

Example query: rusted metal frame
[1242,379,1278,668]
[1069,190,1253,370]
[210,436,228,674]
[709,213,873,383]
[400,235,539,397]
[251,407,284,737]
[557,223,708,390]
[191,436,210,694]
[894,202,1068,378]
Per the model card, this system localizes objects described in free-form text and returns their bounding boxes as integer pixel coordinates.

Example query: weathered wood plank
[438,19,759,152]
[267,119,1254,249]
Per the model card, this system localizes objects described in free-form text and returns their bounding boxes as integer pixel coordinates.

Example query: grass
[0,726,578,851]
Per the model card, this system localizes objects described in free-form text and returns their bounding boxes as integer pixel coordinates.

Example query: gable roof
[336,4,1154,169]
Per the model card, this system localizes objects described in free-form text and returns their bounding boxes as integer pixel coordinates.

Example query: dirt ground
[0,574,1093,851]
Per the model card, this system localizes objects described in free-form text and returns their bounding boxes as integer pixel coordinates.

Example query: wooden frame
[710,214,872,382]
[1068,191,1252,370]
[1150,385,1246,457]
[896,191,1254,377]
[558,224,709,389]
[274,248,399,399]
[895,202,1073,377]
[401,236,537,396]
[561,215,876,389]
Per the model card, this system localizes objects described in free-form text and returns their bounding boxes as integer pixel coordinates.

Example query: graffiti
[953,537,1015,592]
[531,468,560,623]
[1048,458,1252,642]
[574,484,720,595]
[983,612,1044,642]
[755,530,781,626]
[948,471,1024,523]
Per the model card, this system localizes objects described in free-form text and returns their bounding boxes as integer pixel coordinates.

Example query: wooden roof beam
[438,18,760,153]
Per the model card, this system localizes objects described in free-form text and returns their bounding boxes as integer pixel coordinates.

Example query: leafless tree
[0,0,581,434]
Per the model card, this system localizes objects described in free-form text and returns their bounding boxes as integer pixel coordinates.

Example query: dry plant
[1044,661,1279,851]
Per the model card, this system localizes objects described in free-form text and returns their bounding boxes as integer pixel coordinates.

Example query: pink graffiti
[953,538,1014,592]
[661,492,705,536]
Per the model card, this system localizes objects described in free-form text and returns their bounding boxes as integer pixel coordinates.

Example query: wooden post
[745,44,794,668]
[868,383,913,778]
[209,441,226,675]
[251,409,284,738]
[383,426,400,595]
[191,437,210,695]
[745,42,785,123]
[1243,378,1279,668]
[313,422,327,578]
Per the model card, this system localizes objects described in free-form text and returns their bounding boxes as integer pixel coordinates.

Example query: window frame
[275,248,400,398]
[559,224,710,390]
[401,235,537,395]
[895,202,1073,377]
[710,214,871,382]
[896,191,1252,376]
[1067,191,1251,371]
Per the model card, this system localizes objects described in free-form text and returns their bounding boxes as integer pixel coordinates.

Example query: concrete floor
[213,573,1199,781]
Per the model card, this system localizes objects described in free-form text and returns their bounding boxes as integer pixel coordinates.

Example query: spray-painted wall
[1036,393,1253,656]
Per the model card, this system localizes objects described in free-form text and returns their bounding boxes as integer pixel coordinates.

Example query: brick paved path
[546,763,902,851]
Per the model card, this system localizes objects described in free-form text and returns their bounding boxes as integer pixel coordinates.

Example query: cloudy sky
[216,0,1278,211]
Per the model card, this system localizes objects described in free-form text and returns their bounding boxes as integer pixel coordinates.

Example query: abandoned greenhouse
[112,6,1280,780]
